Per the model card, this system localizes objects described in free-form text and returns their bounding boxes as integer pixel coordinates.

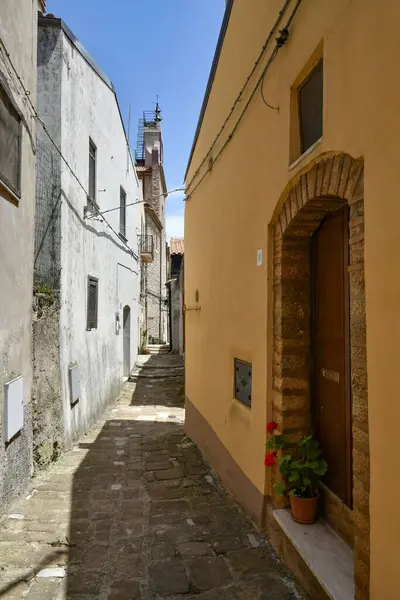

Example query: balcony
[139,234,154,263]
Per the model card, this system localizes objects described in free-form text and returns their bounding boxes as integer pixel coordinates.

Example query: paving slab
[0,354,307,599]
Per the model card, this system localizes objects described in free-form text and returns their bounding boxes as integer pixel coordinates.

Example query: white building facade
[0,0,44,512]
[34,16,143,459]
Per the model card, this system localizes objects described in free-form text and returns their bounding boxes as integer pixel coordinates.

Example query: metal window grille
[0,84,21,195]
[234,359,252,407]
[298,61,323,154]
[87,276,98,330]
[88,139,96,201]
[120,187,126,237]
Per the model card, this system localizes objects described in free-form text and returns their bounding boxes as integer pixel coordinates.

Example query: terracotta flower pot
[290,493,319,524]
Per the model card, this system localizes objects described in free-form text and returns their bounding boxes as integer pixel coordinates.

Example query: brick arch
[272,153,369,599]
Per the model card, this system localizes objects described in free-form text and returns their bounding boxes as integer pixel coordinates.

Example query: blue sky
[46,0,225,239]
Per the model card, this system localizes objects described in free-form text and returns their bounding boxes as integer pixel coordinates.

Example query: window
[0,84,22,196]
[120,187,126,238]
[86,276,98,330]
[88,139,97,201]
[298,61,323,154]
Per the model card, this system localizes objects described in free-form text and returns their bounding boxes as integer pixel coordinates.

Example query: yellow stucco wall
[185,0,400,597]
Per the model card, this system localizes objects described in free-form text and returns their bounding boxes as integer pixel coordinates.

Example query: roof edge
[38,16,114,91]
[38,16,139,187]
[184,0,234,181]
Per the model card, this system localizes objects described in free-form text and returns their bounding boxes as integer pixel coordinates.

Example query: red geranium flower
[266,421,278,433]
[264,451,278,467]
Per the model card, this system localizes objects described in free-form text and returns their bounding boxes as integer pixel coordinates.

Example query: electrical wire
[185,0,293,192]
[88,187,185,219]
[186,0,304,200]
[260,47,280,110]
[0,33,140,260]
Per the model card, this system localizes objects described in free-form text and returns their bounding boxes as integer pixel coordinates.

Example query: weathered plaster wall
[32,293,63,469]
[37,19,143,450]
[0,1,39,512]
[185,0,400,597]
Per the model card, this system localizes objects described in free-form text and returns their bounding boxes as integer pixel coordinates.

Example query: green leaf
[314,460,328,476]
[272,435,286,450]
[303,477,311,486]
[290,460,303,469]
[273,482,287,496]
[289,472,300,483]
[299,435,312,447]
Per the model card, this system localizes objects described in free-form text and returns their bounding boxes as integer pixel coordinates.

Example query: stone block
[315,160,327,197]
[177,541,211,558]
[353,479,370,515]
[227,548,278,575]
[345,158,363,201]
[188,557,232,591]
[349,268,365,296]
[350,240,365,266]
[351,321,367,347]
[353,425,370,454]
[212,535,246,554]
[328,154,344,196]
[338,154,353,198]
[351,364,368,396]
[321,157,334,196]
[149,560,189,595]
[154,466,184,481]
[306,163,318,199]
[352,395,369,430]
[350,199,364,219]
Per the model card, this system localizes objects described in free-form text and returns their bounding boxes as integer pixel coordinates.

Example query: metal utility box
[4,376,24,442]
[69,364,81,405]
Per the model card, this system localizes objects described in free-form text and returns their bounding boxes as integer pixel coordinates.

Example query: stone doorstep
[274,509,354,600]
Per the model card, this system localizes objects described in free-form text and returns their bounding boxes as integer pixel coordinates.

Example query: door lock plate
[321,368,340,383]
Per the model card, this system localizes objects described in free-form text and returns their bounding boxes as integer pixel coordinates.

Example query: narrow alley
[0,356,306,600]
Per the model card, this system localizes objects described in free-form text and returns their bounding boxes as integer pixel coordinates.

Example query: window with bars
[86,276,98,330]
[298,60,323,154]
[120,187,126,238]
[0,84,22,196]
[88,139,97,202]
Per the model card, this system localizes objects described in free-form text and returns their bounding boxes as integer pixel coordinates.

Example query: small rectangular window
[0,84,22,196]
[88,139,97,201]
[298,60,323,154]
[120,187,126,238]
[87,276,98,330]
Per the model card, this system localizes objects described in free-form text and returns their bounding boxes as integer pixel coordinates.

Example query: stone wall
[271,153,369,599]
[145,216,166,344]
[32,292,64,470]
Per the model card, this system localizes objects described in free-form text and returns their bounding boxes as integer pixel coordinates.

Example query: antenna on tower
[155,95,162,122]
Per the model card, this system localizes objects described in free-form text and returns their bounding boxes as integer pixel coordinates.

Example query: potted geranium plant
[265,421,327,524]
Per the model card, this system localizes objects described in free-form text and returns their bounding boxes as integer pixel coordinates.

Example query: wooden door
[312,206,352,506]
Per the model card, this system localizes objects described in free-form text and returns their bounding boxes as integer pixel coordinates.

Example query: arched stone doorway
[272,153,369,598]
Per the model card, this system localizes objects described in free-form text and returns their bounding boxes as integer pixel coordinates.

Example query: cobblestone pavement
[0,355,306,600]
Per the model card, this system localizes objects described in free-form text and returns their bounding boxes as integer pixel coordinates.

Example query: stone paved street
[0,356,306,599]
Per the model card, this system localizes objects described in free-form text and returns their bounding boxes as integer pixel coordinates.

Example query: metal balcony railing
[139,234,154,263]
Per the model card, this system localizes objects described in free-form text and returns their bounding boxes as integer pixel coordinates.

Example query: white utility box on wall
[69,363,81,405]
[4,376,24,442]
